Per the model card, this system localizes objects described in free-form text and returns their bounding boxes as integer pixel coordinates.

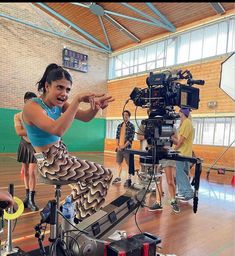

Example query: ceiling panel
[35,2,235,52]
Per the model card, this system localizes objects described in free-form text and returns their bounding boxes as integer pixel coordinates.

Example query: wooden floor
[0,152,235,256]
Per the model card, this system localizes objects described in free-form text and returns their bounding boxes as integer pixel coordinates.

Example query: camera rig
[34,189,161,256]
[127,69,204,213]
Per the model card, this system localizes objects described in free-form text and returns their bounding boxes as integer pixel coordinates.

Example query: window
[202,24,218,58]
[106,117,235,147]
[189,29,203,61]
[122,52,130,68]
[156,41,165,68]
[146,44,157,62]
[217,21,228,55]
[192,118,203,144]
[224,118,232,146]
[202,118,215,145]
[227,19,235,52]
[214,118,226,145]
[138,48,146,65]
[109,17,235,80]
[230,117,235,144]
[115,55,122,70]
[177,33,190,64]
[146,44,157,70]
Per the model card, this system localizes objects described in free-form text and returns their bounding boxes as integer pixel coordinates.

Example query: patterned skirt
[35,141,113,220]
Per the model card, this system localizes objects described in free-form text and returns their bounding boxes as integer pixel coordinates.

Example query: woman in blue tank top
[22,63,114,221]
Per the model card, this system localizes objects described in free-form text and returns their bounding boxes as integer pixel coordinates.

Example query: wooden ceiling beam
[120,2,175,32]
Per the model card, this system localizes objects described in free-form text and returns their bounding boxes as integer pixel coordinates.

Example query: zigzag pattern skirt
[36,141,113,220]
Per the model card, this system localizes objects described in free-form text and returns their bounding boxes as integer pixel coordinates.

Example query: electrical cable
[50,237,71,256]
[121,94,159,234]
[63,235,80,255]
[134,106,146,136]
[133,169,154,234]
[59,239,72,256]
[11,218,17,233]
[152,139,162,206]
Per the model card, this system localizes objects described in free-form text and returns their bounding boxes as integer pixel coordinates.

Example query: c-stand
[127,149,202,213]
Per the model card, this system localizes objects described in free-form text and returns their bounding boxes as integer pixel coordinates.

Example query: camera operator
[137,120,180,213]
[174,108,194,202]
[112,110,135,187]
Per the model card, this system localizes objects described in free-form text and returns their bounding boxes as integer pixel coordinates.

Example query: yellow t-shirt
[177,118,193,157]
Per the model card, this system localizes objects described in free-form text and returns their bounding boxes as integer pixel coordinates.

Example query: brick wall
[0,3,109,118]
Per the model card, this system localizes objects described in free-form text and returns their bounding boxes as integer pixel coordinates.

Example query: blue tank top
[23,98,62,147]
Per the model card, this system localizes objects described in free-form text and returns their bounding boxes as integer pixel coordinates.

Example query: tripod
[127,149,203,213]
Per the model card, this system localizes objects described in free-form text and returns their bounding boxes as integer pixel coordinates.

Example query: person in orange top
[112,110,135,186]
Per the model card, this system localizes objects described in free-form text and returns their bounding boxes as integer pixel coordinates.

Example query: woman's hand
[75,93,114,109]
[92,94,115,110]
[75,93,96,104]
[0,190,14,207]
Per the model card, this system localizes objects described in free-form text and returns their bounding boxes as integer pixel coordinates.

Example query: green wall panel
[0,108,106,153]
[63,118,106,152]
[0,108,19,153]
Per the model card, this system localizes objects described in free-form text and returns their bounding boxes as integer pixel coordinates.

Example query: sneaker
[175,193,185,199]
[112,177,121,184]
[148,202,163,212]
[170,200,180,213]
[179,195,193,203]
[124,179,132,188]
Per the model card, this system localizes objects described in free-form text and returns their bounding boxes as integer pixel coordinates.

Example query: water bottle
[62,195,75,220]
[61,196,75,245]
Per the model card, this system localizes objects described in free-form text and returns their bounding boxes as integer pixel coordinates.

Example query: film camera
[130,69,204,158]
[127,70,204,213]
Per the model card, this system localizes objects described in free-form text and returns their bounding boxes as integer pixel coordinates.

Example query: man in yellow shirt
[174,107,194,201]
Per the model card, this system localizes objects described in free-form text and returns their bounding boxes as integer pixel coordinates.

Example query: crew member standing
[112,110,135,187]
[174,107,194,201]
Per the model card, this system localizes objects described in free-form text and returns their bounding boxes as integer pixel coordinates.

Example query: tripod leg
[193,161,202,213]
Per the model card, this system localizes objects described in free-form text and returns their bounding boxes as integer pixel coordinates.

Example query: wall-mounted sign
[62,48,88,73]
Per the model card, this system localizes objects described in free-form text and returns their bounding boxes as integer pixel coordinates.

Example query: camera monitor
[180,85,200,109]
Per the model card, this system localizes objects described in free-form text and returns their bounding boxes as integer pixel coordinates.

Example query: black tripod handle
[8,184,14,197]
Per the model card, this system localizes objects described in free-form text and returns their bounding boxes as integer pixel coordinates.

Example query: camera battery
[107,237,142,256]
[131,232,161,256]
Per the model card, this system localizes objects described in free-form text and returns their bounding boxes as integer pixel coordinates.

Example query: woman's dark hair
[24,91,37,101]
[122,110,131,117]
[36,63,73,93]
